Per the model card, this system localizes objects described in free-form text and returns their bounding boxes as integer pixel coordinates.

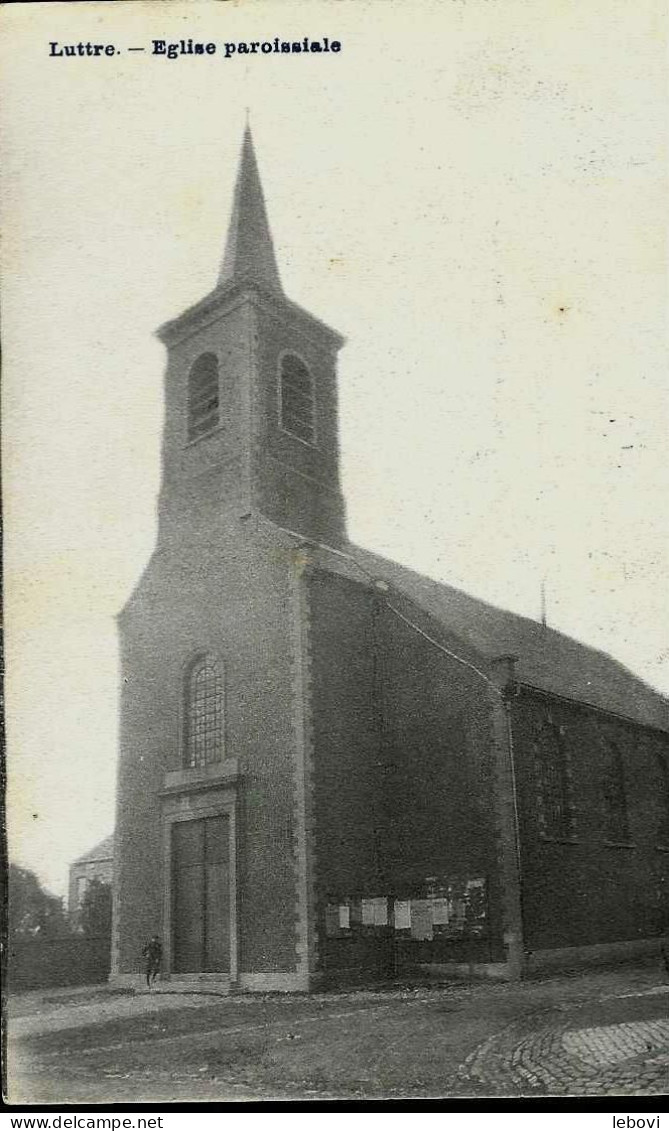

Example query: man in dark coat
[141,935,162,988]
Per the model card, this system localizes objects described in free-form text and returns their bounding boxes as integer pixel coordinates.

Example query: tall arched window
[185,655,224,768]
[279,354,316,445]
[602,740,630,843]
[532,716,576,840]
[655,752,669,847]
[187,353,220,442]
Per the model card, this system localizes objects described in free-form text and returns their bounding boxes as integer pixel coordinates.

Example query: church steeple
[157,128,347,546]
[218,126,283,294]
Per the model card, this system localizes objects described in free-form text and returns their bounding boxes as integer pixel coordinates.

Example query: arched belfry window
[279,354,316,445]
[184,655,224,768]
[187,353,220,442]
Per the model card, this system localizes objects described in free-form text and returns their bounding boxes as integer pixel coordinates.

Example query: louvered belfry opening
[187,353,220,442]
[280,353,315,445]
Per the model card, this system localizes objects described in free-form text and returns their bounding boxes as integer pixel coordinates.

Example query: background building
[68,834,114,928]
[112,130,669,991]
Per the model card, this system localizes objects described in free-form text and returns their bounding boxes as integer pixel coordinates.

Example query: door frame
[161,789,237,981]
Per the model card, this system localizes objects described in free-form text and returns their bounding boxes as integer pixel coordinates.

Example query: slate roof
[218,124,283,294]
[72,834,114,866]
[345,542,669,734]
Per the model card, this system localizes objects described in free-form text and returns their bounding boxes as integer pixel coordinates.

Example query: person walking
[141,935,162,988]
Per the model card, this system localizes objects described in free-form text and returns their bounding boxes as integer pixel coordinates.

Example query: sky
[2,0,668,898]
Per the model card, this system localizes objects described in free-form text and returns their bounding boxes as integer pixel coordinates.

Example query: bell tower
[155,126,347,547]
[113,130,348,989]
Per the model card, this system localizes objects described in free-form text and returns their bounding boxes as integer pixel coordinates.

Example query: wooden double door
[171,815,230,974]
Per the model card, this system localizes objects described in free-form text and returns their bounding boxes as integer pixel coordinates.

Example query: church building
[111,129,669,991]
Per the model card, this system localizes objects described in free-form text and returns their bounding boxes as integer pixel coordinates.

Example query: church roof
[343,543,669,734]
[218,125,283,294]
[152,126,668,737]
[72,834,114,866]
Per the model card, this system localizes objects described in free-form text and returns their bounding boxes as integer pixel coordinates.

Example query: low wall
[8,935,111,992]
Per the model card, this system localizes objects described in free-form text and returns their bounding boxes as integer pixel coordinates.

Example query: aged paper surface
[3,0,667,1107]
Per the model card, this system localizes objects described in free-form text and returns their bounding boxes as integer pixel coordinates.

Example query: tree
[79,878,112,939]
[8,864,69,939]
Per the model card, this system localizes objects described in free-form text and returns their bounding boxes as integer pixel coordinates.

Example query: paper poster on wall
[394,901,411,930]
[325,905,340,936]
[410,899,433,941]
[372,897,388,926]
[432,897,450,925]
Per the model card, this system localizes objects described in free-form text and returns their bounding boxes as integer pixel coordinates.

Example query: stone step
[138,975,232,997]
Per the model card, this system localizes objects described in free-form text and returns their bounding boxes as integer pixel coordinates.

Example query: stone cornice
[157,281,345,352]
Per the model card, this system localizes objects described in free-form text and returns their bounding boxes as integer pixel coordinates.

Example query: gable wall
[113,521,304,979]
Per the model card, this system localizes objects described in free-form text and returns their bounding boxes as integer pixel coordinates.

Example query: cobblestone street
[464,984,669,1096]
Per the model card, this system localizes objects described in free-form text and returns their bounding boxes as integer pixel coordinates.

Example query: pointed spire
[218,126,283,293]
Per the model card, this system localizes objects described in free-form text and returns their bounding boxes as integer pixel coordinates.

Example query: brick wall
[307,569,504,977]
[254,301,346,545]
[511,687,669,951]
[9,936,111,992]
[114,283,348,986]
[114,518,302,979]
